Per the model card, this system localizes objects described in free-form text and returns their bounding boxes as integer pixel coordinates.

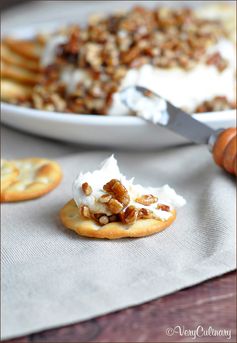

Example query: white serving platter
[1,2,236,149]
[1,102,236,149]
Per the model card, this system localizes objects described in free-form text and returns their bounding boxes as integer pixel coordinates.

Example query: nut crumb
[135,194,158,206]
[99,193,112,203]
[107,198,124,214]
[98,215,109,225]
[138,208,153,219]
[157,204,170,212]
[82,182,92,196]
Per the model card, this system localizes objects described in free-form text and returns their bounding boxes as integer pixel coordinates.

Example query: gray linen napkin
[1,126,236,339]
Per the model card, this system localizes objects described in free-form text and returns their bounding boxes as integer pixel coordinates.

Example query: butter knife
[120,86,236,176]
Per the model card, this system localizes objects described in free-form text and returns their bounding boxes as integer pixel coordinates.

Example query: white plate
[1,5,236,149]
[1,102,236,149]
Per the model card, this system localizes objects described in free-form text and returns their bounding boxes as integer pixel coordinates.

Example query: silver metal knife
[119,85,236,175]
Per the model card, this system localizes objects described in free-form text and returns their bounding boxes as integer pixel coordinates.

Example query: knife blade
[120,85,217,145]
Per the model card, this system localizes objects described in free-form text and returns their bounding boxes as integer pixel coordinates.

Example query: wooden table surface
[4,271,236,343]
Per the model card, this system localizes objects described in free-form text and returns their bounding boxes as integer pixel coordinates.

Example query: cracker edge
[60,199,177,239]
[1,159,63,202]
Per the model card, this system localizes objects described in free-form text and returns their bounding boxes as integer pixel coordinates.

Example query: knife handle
[212,128,237,175]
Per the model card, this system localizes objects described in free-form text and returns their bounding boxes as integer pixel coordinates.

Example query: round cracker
[1,159,19,191]
[1,61,40,86]
[60,199,176,239]
[1,158,62,202]
[3,38,42,62]
[1,79,33,101]
[1,43,40,73]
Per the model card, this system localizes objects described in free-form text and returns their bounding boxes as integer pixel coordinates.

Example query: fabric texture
[1,1,236,338]
[1,125,236,339]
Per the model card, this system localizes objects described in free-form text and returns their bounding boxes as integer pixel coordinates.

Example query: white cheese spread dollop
[73,155,186,221]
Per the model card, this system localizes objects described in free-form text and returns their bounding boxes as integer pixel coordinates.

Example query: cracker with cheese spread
[60,156,185,239]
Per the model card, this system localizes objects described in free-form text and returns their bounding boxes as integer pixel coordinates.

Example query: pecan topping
[121,45,141,65]
[135,194,158,206]
[80,205,91,218]
[195,96,236,113]
[81,182,92,196]
[107,198,124,214]
[157,204,170,212]
[109,214,118,222]
[14,6,234,115]
[122,205,138,224]
[98,215,109,225]
[138,208,153,219]
[206,52,228,72]
[99,194,112,203]
[103,179,130,206]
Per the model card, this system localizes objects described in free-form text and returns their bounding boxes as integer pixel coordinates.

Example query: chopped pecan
[138,208,153,219]
[103,179,130,206]
[206,52,228,72]
[16,6,233,115]
[135,194,158,206]
[107,198,124,214]
[99,194,112,203]
[195,96,236,113]
[81,182,92,196]
[121,45,141,65]
[123,205,138,224]
[157,204,170,212]
[109,214,118,222]
[98,215,109,225]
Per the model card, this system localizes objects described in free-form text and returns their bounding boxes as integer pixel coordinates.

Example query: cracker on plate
[1,61,40,86]
[1,43,40,73]
[1,38,42,102]
[0,79,32,101]
[3,38,42,62]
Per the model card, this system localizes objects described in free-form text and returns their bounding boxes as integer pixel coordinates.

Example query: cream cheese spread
[73,156,186,221]
[41,35,67,67]
[120,86,169,125]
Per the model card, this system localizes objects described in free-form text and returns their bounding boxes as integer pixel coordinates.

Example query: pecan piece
[98,215,109,225]
[157,204,170,212]
[121,45,140,65]
[120,205,138,224]
[138,208,153,219]
[107,198,124,214]
[99,194,112,203]
[135,194,158,206]
[81,182,92,196]
[109,214,118,222]
[103,179,130,206]
[206,52,228,72]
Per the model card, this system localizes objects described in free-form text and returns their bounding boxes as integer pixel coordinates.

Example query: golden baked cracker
[1,158,62,202]
[1,79,32,101]
[1,159,19,191]
[3,38,42,62]
[1,43,40,73]
[60,199,176,239]
[1,61,40,86]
